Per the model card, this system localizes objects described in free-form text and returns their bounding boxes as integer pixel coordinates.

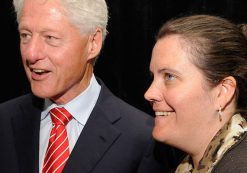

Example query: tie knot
[49,107,72,126]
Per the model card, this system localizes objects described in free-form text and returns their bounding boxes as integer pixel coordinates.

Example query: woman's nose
[144,81,162,103]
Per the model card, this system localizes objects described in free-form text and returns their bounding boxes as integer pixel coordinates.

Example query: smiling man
[0,0,175,173]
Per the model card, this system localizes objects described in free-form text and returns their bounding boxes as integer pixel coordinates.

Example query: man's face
[18,0,97,104]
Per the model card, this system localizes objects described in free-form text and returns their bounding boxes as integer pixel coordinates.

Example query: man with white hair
[0,0,175,172]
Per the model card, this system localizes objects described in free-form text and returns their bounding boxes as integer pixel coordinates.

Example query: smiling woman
[145,34,216,150]
[145,14,247,173]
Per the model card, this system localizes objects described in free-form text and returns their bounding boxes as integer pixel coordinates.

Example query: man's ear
[87,27,103,61]
[216,76,237,110]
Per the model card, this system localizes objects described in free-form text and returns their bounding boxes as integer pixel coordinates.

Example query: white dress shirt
[39,75,101,173]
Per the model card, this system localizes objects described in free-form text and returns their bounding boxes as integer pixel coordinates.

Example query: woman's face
[145,35,219,152]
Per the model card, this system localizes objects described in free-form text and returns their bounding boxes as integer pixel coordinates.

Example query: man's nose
[22,36,45,64]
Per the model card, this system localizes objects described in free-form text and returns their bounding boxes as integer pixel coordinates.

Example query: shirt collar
[41,74,101,126]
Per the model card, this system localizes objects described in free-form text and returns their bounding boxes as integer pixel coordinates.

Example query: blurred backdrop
[1,0,247,115]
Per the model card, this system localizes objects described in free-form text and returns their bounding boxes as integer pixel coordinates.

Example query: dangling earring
[218,106,222,122]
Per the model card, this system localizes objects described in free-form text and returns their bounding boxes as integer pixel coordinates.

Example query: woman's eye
[165,73,175,81]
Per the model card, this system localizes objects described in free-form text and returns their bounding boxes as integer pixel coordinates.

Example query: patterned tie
[42,107,72,173]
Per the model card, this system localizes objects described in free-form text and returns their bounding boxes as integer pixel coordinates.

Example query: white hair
[12,0,109,40]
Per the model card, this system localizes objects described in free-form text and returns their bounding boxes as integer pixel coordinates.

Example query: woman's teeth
[155,112,171,116]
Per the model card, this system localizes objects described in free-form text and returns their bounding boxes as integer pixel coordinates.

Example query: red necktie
[42,107,72,173]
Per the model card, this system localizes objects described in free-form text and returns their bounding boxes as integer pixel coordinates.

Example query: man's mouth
[32,68,49,75]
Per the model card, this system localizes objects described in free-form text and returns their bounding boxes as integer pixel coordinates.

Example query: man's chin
[31,88,52,99]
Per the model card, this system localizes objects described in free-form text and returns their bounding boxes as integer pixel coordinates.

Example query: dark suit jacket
[0,80,178,173]
[211,131,247,173]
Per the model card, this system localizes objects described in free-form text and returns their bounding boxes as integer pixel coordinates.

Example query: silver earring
[218,106,222,122]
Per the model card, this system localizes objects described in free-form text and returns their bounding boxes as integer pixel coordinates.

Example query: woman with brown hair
[145,14,247,172]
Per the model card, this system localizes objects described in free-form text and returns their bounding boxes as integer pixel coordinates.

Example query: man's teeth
[155,112,171,116]
[33,69,46,73]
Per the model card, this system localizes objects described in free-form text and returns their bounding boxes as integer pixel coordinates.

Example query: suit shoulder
[97,82,154,130]
[102,89,153,122]
[0,94,33,111]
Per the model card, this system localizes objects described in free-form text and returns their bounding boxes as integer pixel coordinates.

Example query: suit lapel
[63,106,121,173]
[12,95,42,173]
[63,83,122,173]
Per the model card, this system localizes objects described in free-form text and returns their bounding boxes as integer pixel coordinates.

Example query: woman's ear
[87,27,103,61]
[216,76,237,110]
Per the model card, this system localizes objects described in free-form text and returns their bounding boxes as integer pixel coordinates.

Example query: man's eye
[46,35,57,40]
[45,35,61,46]
[20,32,31,43]
[20,32,30,39]
[20,33,27,38]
